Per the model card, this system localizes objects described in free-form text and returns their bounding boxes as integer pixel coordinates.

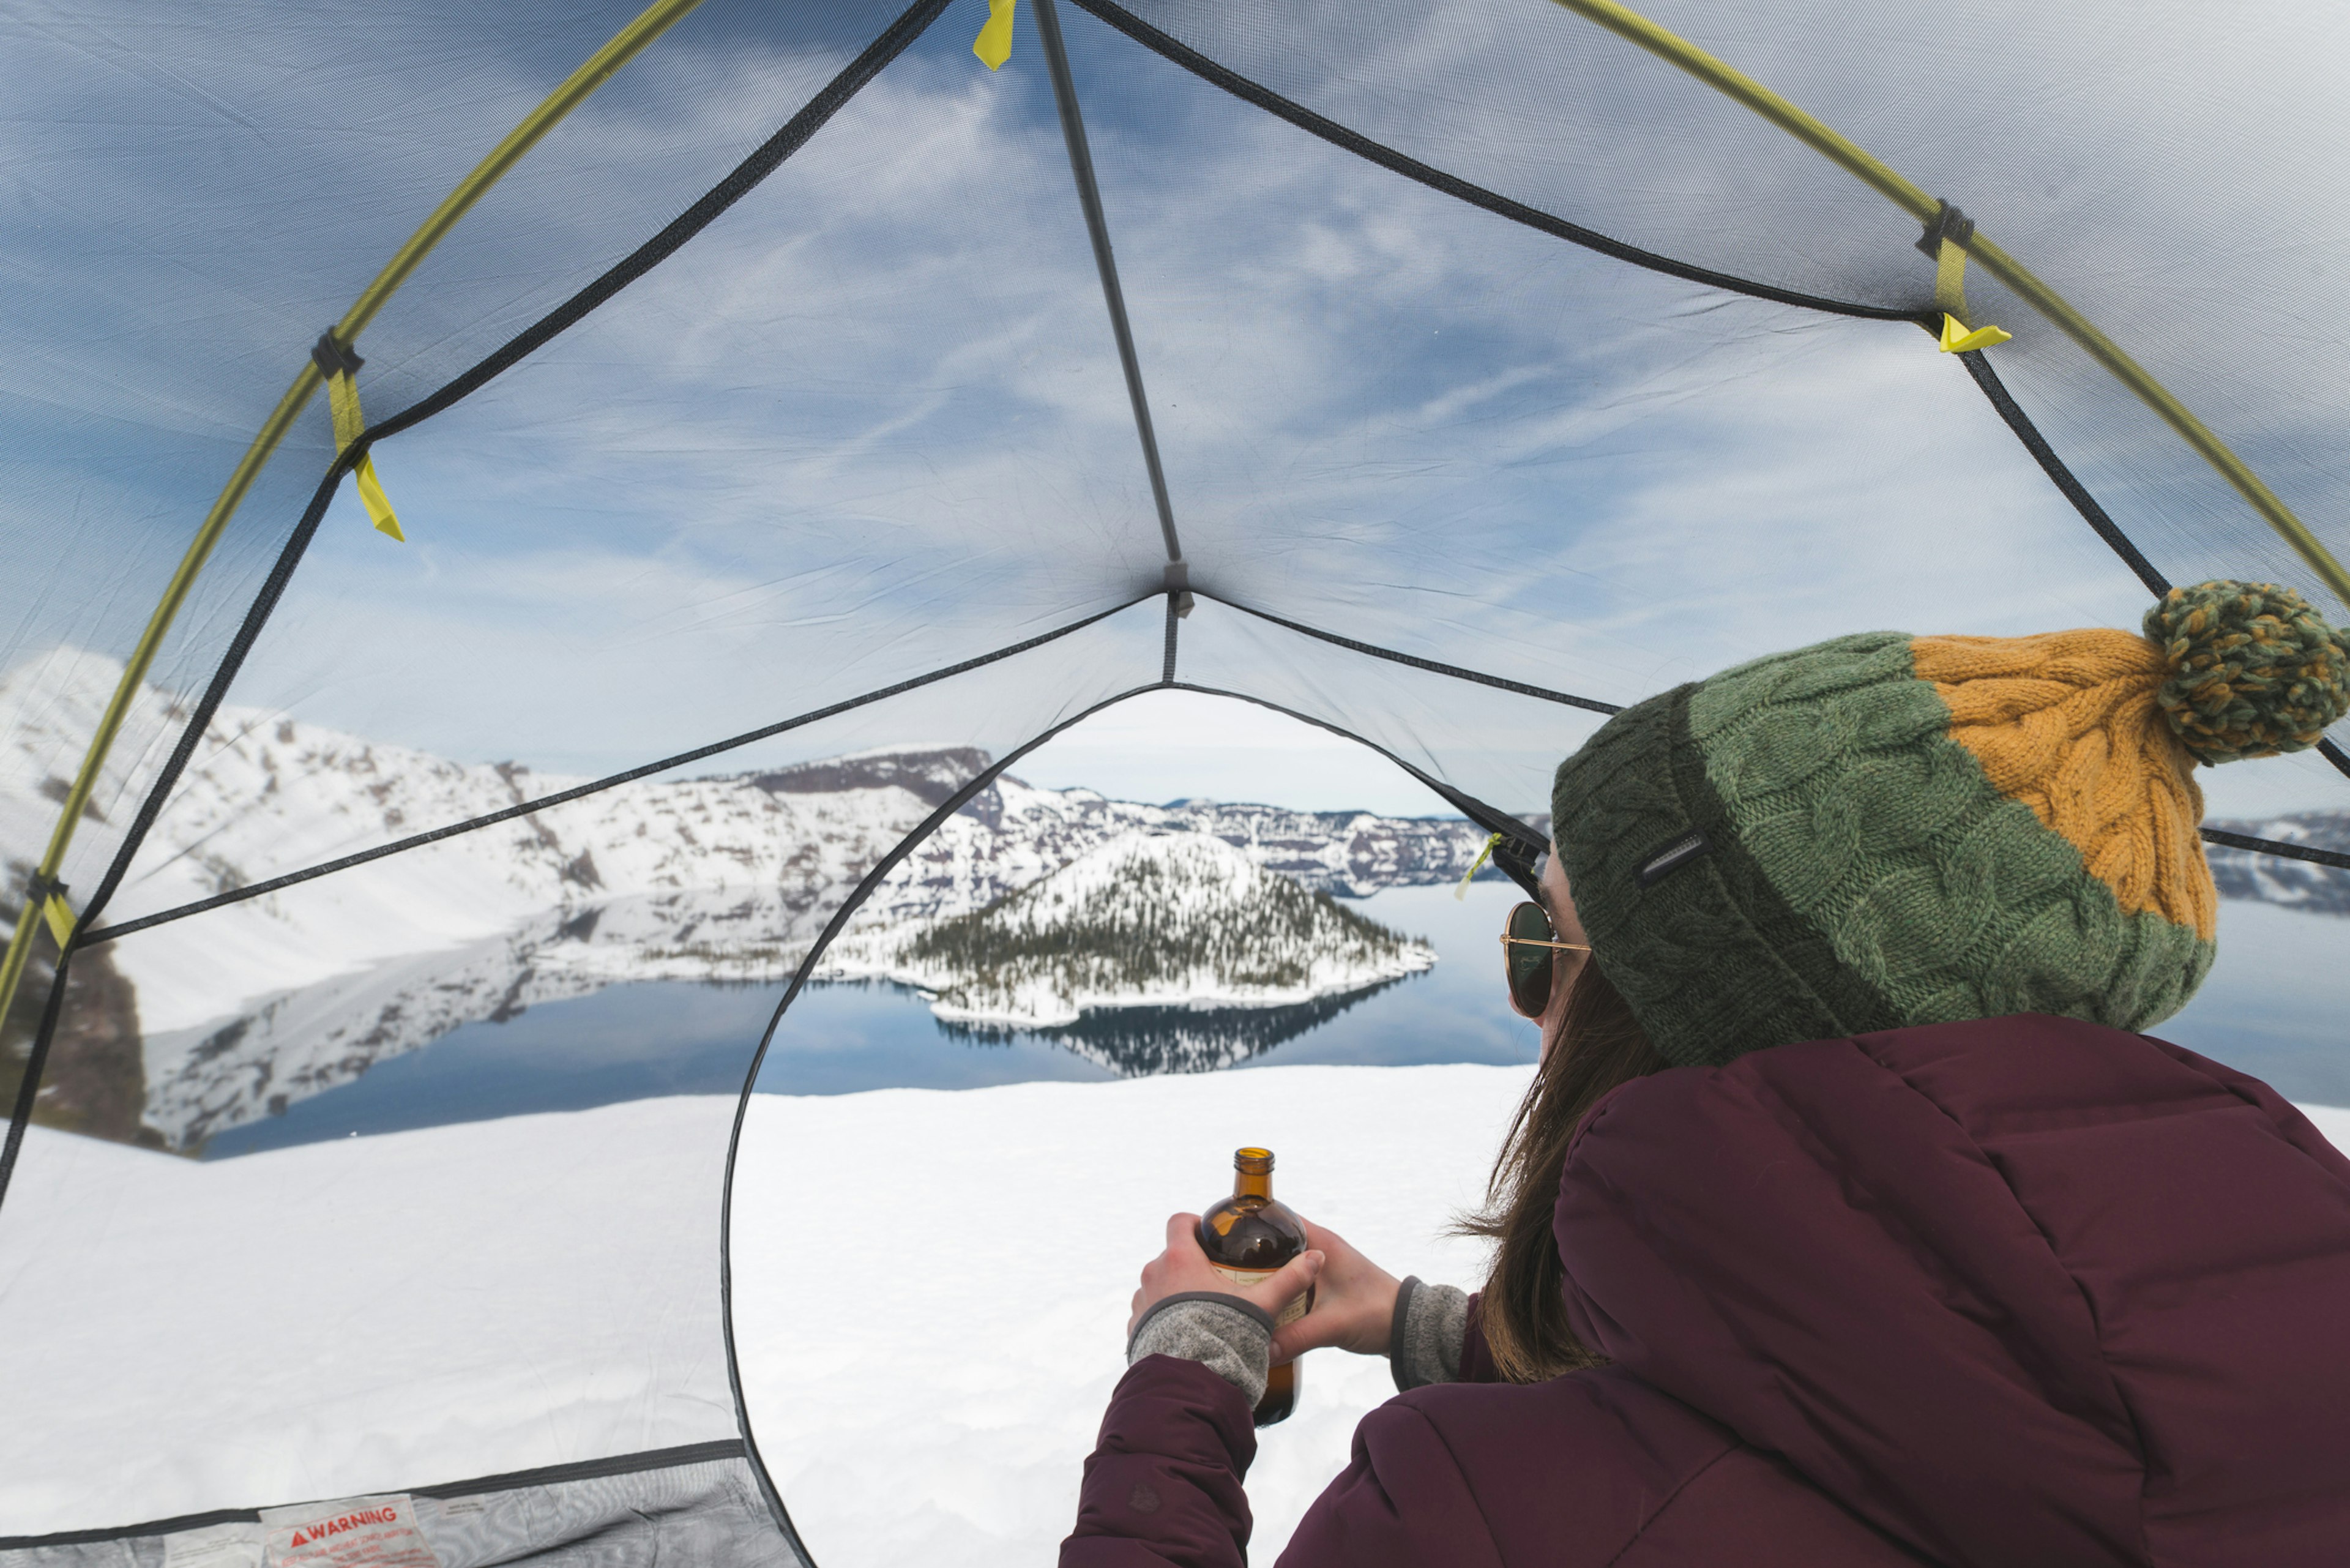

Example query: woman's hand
[1127,1214,1324,1337]
[1269,1219,1400,1365]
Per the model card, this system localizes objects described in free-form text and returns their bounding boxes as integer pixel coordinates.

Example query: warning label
[259,1495,439,1568]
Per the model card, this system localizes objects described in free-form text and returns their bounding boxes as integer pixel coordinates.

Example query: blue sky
[4,0,2346,830]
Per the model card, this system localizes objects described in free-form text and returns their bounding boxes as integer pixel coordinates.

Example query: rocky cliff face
[0,893,150,1148]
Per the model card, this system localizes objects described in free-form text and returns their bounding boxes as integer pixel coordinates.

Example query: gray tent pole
[1032,0,1184,569]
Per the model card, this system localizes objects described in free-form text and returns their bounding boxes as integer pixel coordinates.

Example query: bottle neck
[1232,1167,1272,1200]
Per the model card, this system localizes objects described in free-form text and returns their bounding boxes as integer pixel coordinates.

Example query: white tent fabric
[3,0,2345,1559]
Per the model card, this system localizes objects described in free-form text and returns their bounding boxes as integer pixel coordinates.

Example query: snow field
[3,1067,2344,1560]
[0,1097,741,1533]
[731,1063,1540,1567]
[736,1082,2350,1565]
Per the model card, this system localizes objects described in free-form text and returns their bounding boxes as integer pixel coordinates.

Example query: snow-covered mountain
[2,649,1498,1021]
[1,649,1499,1149]
[2206,813,2350,917]
[820,834,1434,1028]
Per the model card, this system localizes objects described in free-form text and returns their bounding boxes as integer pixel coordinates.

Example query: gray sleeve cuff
[1390,1276,1471,1392]
[1128,1292,1274,1405]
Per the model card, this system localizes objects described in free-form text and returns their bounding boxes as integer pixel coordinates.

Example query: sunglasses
[1499,900,1591,1018]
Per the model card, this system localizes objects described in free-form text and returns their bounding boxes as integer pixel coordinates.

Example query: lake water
[200,883,1540,1157]
[2162,899,2350,1106]
[199,883,2346,1159]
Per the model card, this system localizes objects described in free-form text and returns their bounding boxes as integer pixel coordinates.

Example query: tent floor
[0,1441,802,1567]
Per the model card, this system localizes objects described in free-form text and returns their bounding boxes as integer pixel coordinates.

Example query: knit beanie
[1553,581,2350,1069]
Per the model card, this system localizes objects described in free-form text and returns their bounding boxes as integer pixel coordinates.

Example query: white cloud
[6,2,2343,821]
[1011,687,1471,816]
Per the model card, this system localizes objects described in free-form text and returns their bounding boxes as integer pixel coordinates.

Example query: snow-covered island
[819,833,1435,1029]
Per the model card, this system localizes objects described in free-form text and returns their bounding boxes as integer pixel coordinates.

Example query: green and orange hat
[1553,581,2350,1069]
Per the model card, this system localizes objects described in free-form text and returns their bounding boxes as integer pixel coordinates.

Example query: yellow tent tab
[354,455,405,540]
[40,890,73,949]
[1940,313,2012,354]
[326,367,367,452]
[974,0,1016,69]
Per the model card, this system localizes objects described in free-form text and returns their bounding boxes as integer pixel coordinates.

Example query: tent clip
[1915,199,1975,259]
[1917,200,2011,352]
[310,332,365,381]
[1164,559,1194,619]
[311,329,407,542]
[22,870,74,948]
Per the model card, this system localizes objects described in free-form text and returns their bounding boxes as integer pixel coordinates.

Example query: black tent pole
[1032,0,1184,570]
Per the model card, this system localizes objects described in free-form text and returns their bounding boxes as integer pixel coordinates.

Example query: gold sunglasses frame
[1498,932,1594,957]
[1498,903,1592,960]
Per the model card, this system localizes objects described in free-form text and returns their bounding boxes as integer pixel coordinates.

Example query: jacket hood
[1553,1014,2350,1568]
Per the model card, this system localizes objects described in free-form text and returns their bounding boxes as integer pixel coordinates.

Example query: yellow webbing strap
[1542,0,2350,611]
[1919,202,2012,353]
[1934,231,1969,319]
[1455,832,1502,900]
[975,0,1017,69]
[315,335,406,541]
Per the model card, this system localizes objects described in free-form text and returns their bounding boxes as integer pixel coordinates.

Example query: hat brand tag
[1637,831,1712,888]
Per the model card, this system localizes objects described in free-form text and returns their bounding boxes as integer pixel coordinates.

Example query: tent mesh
[3,0,2345,1556]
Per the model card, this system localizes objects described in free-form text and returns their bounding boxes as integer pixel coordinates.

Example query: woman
[1062,582,2350,1566]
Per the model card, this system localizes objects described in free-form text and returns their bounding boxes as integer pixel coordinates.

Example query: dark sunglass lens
[1507,902,1554,943]
[1509,949,1552,1016]
[1503,902,1554,1015]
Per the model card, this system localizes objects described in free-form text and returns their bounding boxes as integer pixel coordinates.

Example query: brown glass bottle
[1196,1146,1313,1426]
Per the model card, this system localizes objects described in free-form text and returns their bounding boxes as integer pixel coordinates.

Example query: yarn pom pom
[2143,581,2350,764]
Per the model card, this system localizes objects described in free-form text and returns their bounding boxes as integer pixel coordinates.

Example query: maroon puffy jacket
[1062,1015,2350,1566]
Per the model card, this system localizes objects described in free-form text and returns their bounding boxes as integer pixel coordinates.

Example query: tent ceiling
[3,0,2346,1551]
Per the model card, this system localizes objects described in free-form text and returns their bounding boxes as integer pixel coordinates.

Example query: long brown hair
[1460,955,1670,1381]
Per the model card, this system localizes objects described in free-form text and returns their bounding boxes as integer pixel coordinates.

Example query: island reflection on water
[199,885,1539,1159]
[941,977,1410,1078]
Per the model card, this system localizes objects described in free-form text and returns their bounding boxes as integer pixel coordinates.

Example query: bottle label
[1209,1264,1312,1327]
